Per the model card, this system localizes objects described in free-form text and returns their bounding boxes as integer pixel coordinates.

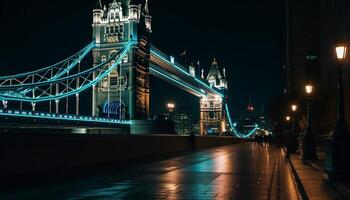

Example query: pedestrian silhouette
[190,133,196,151]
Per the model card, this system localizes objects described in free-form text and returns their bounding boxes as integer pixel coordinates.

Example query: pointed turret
[143,0,152,32]
[144,0,150,14]
[206,58,228,90]
[95,0,103,9]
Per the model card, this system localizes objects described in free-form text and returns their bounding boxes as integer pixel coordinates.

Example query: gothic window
[110,77,118,85]
[111,13,115,20]
[209,111,215,119]
[210,102,214,108]
[123,54,128,63]
[101,55,107,62]
[114,26,119,33]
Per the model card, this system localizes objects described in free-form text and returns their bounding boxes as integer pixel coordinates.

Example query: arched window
[111,12,115,19]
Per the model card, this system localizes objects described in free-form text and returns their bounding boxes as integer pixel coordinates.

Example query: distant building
[285,0,350,133]
[200,58,228,135]
[172,108,194,135]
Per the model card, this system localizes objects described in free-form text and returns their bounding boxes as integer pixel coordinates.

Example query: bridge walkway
[1,143,299,200]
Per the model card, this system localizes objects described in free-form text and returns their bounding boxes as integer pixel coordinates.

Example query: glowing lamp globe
[336,45,347,61]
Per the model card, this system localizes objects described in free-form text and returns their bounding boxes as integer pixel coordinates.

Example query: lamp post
[302,84,317,160]
[290,104,298,153]
[326,44,348,178]
[167,102,175,113]
[286,116,291,122]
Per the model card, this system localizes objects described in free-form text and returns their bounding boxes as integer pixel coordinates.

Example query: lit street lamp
[302,84,317,160]
[167,102,175,113]
[326,44,349,178]
[290,104,298,153]
[286,116,291,122]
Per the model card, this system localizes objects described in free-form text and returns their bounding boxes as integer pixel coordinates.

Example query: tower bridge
[0,0,257,137]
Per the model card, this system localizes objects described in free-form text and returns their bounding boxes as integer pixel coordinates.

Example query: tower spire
[144,0,150,14]
[95,0,103,9]
[212,58,217,66]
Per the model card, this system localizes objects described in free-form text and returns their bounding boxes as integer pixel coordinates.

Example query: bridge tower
[199,59,228,135]
[92,0,151,120]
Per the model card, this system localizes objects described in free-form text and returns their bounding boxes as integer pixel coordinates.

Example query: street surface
[1,143,299,200]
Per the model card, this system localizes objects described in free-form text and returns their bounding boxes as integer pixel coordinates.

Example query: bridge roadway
[1,143,299,200]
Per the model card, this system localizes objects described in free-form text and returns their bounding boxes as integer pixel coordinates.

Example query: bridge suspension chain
[0,42,94,87]
[0,40,135,103]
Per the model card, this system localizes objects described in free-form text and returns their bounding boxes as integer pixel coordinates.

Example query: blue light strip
[225,103,258,138]
[149,66,206,96]
[232,123,258,139]
[0,40,135,103]
[0,42,95,80]
[150,50,191,76]
[0,109,131,125]
[150,48,224,97]
[194,77,224,97]
[225,103,235,129]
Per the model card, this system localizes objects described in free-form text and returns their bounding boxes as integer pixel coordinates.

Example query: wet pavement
[1,143,299,200]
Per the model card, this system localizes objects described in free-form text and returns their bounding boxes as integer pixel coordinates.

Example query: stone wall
[0,134,242,178]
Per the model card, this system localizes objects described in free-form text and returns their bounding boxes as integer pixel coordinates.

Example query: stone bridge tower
[92,0,151,120]
[199,59,228,135]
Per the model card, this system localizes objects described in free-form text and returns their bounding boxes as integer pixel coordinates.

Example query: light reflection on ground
[1,143,299,200]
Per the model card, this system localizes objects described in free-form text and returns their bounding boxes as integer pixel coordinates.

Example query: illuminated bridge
[0,0,257,138]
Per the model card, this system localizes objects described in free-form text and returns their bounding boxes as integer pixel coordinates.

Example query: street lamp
[305,85,313,95]
[302,84,317,160]
[290,104,298,153]
[325,44,349,178]
[167,102,175,112]
[286,116,291,122]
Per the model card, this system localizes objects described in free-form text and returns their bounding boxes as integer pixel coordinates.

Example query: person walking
[190,132,196,151]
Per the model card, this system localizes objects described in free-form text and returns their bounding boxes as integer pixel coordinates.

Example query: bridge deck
[1,143,299,200]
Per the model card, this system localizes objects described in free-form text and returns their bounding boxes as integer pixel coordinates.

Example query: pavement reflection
[1,143,299,200]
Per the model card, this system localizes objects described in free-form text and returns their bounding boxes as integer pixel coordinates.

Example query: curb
[286,154,309,200]
[304,161,350,199]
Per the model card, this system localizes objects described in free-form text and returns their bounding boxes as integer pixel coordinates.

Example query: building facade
[91,0,152,120]
[286,0,350,133]
[199,59,228,135]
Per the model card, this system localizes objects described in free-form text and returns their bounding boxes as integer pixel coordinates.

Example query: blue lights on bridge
[232,123,259,139]
[150,47,224,98]
[0,39,238,135]
[225,103,258,138]
[0,40,135,103]
[149,66,206,97]
[0,109,131,125]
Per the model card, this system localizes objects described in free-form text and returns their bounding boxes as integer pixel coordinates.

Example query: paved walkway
[1,143,299,200]
[290,154,347,200]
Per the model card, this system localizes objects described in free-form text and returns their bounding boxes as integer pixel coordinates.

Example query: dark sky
[0,0,285,120]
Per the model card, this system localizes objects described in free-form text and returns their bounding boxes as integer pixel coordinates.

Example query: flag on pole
[180,50,187,57]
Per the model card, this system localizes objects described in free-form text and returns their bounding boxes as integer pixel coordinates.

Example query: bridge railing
[0,108,130,125]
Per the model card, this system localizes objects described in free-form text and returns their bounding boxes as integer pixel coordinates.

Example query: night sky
[0,0,285,120]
